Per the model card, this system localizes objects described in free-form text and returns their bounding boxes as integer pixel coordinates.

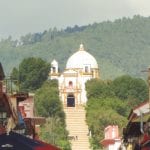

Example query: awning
[123,122,141,138]
[0,132,60,150]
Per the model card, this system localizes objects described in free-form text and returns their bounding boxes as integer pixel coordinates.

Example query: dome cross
[79,44,84,51]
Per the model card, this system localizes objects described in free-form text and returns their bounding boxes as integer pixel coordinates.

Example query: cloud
[0,0,149,39]
[128,0,150,16]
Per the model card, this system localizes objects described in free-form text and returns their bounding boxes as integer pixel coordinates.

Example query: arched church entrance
[67,94,75,107]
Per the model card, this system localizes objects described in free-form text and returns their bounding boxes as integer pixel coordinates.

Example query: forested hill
[0,15,150,79]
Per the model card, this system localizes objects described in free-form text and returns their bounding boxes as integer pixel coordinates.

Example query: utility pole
[148,67,150,110]
[142,67,150,110]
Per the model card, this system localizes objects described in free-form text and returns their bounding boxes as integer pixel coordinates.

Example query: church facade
[49,44,99,107]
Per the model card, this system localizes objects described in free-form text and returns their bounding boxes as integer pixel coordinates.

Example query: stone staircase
[64,107,91,150]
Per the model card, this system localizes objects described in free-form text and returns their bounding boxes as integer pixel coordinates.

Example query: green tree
[35,80,63,118]
[40,117,71,150]
[86,79,115,99]
[85,75,149,149]
[11,57,50,91]
[35,80,71,149]
[111,75,148,104]
[86,97,127,149]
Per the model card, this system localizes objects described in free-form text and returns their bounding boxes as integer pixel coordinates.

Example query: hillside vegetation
[0,15,150,79]
[85,76,148,149]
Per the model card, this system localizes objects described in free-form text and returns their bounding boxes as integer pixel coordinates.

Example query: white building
[101,125,121,150]
[49,44,99,107]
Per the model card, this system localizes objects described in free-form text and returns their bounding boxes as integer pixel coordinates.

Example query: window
[69,81,73,87]
[52,67,56,73]
[84,64,91,73]
[85,66,89,73]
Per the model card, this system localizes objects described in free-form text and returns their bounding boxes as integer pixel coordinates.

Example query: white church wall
[50,44,99,106]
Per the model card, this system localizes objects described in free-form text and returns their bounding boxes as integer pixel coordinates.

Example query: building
[16,93,46,139]
[50,44,99,107]
[19,94,34,118]
[0,62,60,150]
[123,101,150,150]
[101,125,121,150]
[49,44,100,150]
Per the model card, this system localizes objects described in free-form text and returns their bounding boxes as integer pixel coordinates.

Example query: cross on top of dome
[79,44,84,51]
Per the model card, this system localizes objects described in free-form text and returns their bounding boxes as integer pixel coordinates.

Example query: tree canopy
[85,75,148,149]
[86,97,128,149]
[1,15,150,79]
[86,79,115,99]
[35,80,71,149]
[111,75,149,105]
[11,57,50,91]
[35,80,64,118]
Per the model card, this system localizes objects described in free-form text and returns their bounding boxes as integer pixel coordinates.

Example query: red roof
[35,140,61,150]
[133,100,148,110]
[100,139,115,147]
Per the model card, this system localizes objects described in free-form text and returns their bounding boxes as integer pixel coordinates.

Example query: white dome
[66,44,98,69]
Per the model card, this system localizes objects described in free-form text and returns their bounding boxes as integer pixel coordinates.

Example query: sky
[0,0,150,39]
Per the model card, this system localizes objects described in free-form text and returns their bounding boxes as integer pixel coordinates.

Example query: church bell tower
[49,59,59,80]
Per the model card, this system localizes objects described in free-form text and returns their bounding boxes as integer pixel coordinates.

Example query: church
[49,44,100,107]
[49,44,100,149]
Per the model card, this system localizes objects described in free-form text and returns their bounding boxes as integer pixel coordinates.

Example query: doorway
[67,94,75,107]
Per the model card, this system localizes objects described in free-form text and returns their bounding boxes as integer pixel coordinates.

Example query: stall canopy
[0,132,60,150]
